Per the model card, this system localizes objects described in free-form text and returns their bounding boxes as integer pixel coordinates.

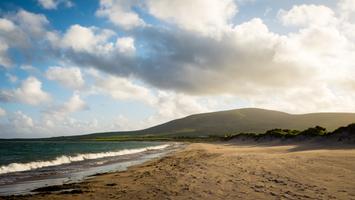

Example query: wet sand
[2,142,355,200]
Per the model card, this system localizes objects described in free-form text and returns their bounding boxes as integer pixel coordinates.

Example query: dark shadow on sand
[222,139,355,152]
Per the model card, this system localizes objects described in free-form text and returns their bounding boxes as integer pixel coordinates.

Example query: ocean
[0,140,177,195]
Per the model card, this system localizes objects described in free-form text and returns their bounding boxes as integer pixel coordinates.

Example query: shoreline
[0,142,183,196]
[1,142,355,199]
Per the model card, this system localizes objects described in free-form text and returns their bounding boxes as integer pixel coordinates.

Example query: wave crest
[0,144,169,175]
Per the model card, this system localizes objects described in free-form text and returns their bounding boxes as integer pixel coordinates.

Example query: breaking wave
[0,144,170,175]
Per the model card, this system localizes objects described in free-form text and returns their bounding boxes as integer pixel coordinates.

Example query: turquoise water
[0,140,164,166]
[0,140,175,195]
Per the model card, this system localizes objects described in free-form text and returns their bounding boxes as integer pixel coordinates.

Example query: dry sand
[2,142,355,200]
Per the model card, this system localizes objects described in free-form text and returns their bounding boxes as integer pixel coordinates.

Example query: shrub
[299,126,327,136]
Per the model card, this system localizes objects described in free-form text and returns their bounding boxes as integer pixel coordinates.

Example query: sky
[0,0,355,138]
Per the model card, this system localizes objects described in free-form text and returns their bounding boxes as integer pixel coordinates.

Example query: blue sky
[0,0,355,138]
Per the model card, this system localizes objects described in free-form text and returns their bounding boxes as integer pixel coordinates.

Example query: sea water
[0,140,176,195]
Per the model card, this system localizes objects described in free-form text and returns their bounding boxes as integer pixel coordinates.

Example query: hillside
[77,108,355,139]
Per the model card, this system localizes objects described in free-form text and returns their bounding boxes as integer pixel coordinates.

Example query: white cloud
[110,115,142,131]
[0,107,6,117]
[38,0,73,9]
[0,17,27,49]
[338,0,355,21]
[116,37,135,54]
[15,9,49,36]
[60,24,137,58]
[62,24,115,53]
[0,18,16,32]
[0,110,45,138]
[40,93,88,130]
[247,4,355,113]
[44,94,88,119]
[338,0,355,12]
[62,94,88,113]
[0,18,17,68]
[0,42,11,68]
[96,0,145,29]
[0,111,36,138]
[151,91,208,121]
[276,4,355,82]
[61,25,95,52]
[10,111,34,128]
[46,66,85,89]
[0,77,51,105]
[60,24,138,58]
[0,111,101,138]
[244,81,355,114]
[95,75,153,103]
[146,0,237,36]
[278,4,337,27]
[0,10,60,68]
[38,0,57,9]
[90,72,211,127]
[20,65,41,75]
[0,108,83,138]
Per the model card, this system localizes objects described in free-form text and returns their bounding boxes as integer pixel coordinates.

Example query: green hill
[77,108,355,139]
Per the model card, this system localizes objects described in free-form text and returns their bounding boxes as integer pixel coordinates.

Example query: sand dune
[2,142,355,200]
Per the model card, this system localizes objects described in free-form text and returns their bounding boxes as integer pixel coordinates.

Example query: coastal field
[3,142,355,200]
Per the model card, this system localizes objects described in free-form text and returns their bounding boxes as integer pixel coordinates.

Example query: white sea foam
[0,144,170,175]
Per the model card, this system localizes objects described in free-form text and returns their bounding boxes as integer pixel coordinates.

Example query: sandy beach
[2,142,355,200]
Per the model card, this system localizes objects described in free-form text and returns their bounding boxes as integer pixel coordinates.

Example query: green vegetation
[331,123,355,135]
[70,108,355,140]
[265,129,301,136]
[300,126,327,136]
[79,123,355,143]
[222,126,328,140]
[41,108,355,143]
